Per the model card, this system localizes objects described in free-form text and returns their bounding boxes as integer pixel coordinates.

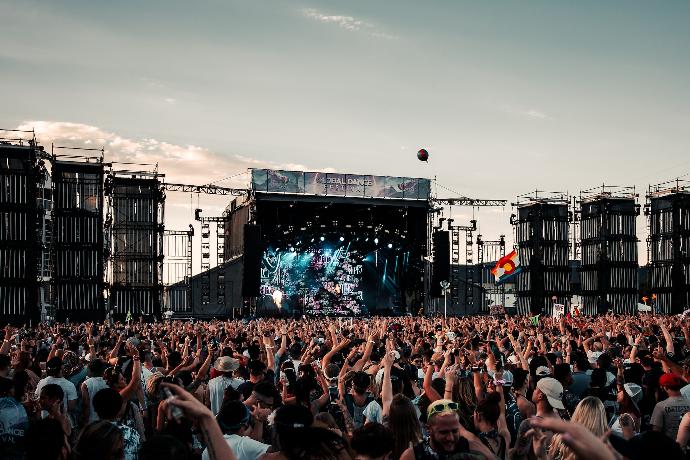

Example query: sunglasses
[428,401,459,418]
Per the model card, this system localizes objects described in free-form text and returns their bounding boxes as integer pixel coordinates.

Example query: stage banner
[252,169,304,194]
[303,172,376,197]
[252,169,430,200]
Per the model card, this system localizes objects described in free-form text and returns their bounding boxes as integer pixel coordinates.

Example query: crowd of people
[3,313,690,460]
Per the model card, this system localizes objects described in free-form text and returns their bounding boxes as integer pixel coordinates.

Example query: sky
[2,0,690,270]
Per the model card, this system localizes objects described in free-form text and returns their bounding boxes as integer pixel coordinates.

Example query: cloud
[164,97,177,104]
[15,120,330,232]
[523,109,548,119]
[302,8,397,39]
[17,120,317,185]
[303,8,365,31]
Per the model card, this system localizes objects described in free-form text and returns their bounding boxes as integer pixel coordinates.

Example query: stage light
[374,238,379,244]
[311,238,315,243]
[320,236,325,241]
[290,247,296,252]
[339,236,345,242]
[272,289,283,309]
[365,237,369,242]
[388,243,393,249]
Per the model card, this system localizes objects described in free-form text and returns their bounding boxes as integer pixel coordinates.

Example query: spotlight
[339,236,345,242]
[387,243,393,249]
[374,238,379,244]
[320,236,325,242]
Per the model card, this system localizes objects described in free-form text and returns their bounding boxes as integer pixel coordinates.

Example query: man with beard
[400,399,493,460]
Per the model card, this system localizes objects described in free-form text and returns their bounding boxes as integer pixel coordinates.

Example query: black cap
[46,357,63,370]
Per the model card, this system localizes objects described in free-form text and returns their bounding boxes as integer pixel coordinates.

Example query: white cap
[536,377,565,410]
[536,366,551,377]
[588,351,603,364]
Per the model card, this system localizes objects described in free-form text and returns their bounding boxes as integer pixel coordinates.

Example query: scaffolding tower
[447,219,476,314]
[163,226,193,314]
[578,185,639,315]
[512,191,571,316]
[0,133,42,324]
[646,178,690,314]
[107,172,165,318]
[51,150,106,321]
[477,234,506,311]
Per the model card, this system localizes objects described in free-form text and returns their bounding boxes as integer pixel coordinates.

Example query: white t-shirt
[83,376,109,422]
[363,400,383,424]
[208,375,244,415]
[201,434,269,460]
[35,376,78,412]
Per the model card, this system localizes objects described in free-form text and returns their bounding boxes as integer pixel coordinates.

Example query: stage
[228,169,431,317]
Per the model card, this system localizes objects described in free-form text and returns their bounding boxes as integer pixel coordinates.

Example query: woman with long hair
[387,394,422,460]
[548,396,607,460]
[450,372,478,430]
[380,344,422,459]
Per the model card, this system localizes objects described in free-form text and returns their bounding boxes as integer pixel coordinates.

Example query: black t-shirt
[413,437,472,460]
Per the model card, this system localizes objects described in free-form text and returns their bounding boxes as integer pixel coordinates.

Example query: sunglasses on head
[428,401,459,418]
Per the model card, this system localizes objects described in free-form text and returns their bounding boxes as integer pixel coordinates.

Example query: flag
[126,309,132,323]
[529,315,540,326]
[491,250,523,284]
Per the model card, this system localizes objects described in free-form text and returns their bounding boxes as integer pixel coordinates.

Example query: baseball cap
[46,357,63,371]
[536,377,565,410]
[588,351,603,364]
[535,366,551,377]
[624,383,643,410]
[659,373,685,389]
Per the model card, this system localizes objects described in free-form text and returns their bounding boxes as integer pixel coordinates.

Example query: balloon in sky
[417,148,429,162]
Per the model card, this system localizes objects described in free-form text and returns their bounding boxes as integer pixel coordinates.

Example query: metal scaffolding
[512,191,571,316]
[477,234,506,311]
[51,149,106,321]
[447,219,477,314]
[646,178,690,314]
[0,134,42,323]
[107,172,165,318]
[578,185,639,315]
[194,208,227,306]
[163,226,193,313]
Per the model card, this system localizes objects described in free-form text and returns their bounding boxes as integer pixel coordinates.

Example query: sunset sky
[2,0,690,268]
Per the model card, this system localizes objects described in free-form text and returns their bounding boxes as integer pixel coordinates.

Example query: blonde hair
[549,396,607,460]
